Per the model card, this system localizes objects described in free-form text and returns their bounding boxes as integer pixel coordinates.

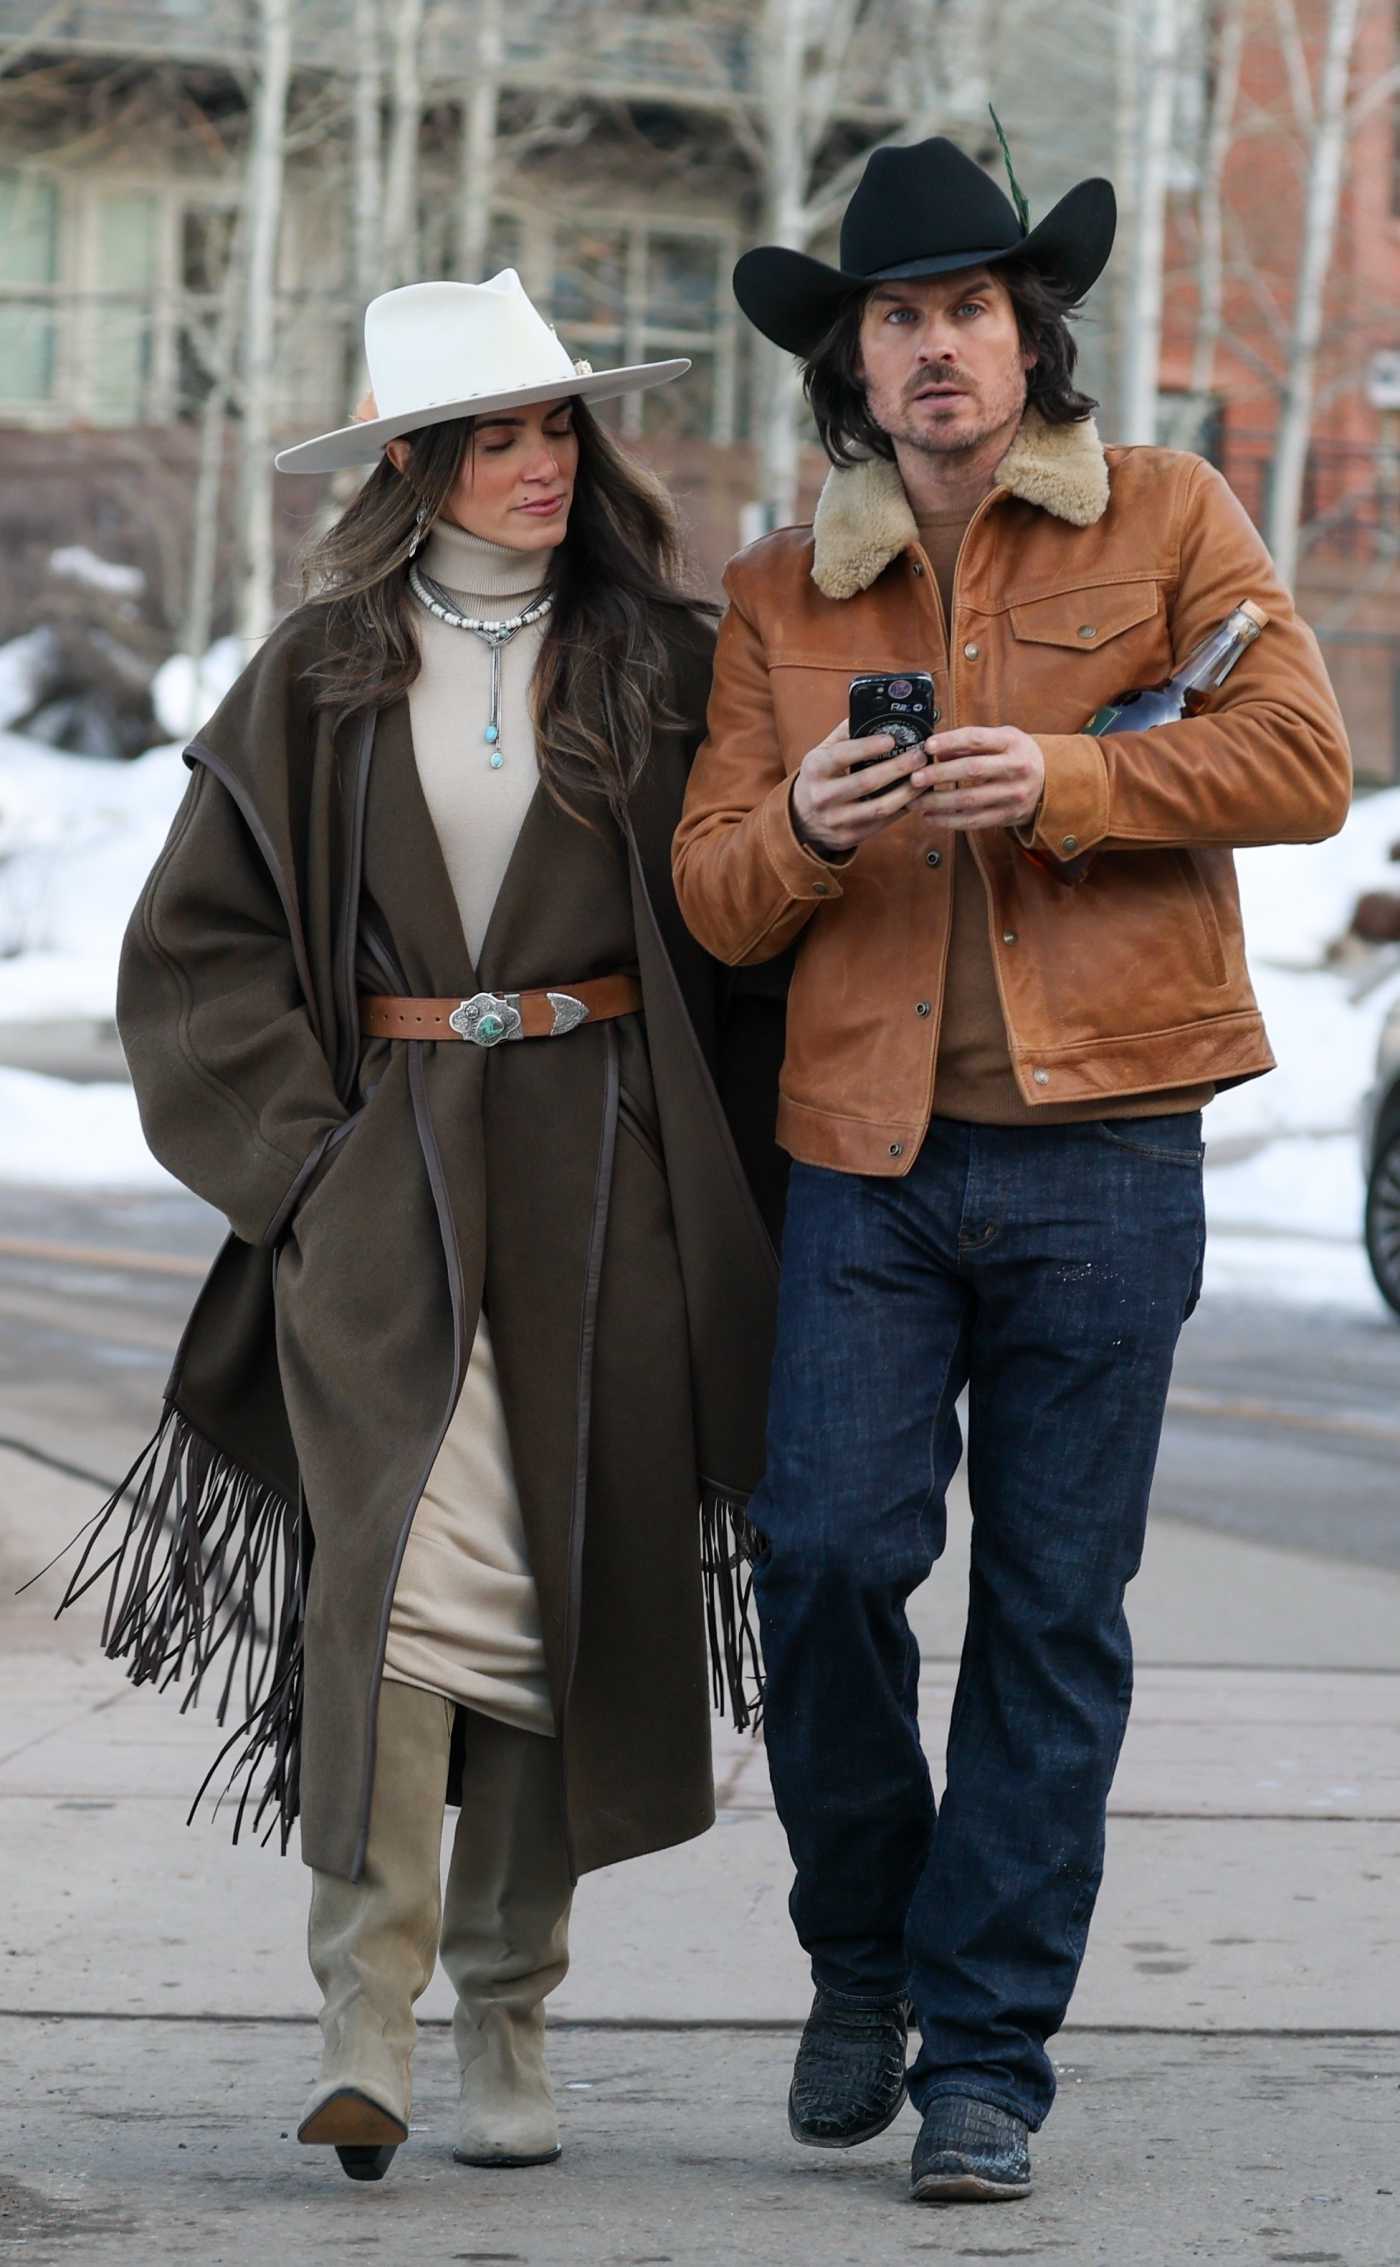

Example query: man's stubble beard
[871,366,1030,463]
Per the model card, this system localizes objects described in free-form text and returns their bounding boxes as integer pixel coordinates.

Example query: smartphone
[847,672,937,774]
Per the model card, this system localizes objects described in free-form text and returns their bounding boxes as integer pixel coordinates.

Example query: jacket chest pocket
[768,660,942,773]
[1004,580,1166,730]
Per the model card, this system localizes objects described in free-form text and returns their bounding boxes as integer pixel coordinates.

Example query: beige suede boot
[439,1713,573,2169]
[297,1678,453,2181]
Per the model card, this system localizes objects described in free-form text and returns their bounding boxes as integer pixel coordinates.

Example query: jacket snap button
[1077,624,1097,640]
[925,849,942,868]
[911,560,924,576]
[814,881,832,896]
[889,1142,904,1157]
[963,642,980,660]
[1002,930,1017,945]
[1032,1068,1050,1086]
[915,1000,931,1017]
[1061,835,1079,854]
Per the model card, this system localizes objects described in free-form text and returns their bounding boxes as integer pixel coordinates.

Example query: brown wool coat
[101,608,780,1883]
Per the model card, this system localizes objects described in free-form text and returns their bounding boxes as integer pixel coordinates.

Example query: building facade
[0,0,1393,776]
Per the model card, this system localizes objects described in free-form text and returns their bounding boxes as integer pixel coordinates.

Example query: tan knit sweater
[405,516,555,965]
[383,515,558,1735]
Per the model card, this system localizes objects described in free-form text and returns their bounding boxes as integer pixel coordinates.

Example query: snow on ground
[1233,784,1400,971]
[151,636,242,742]
[0,1065,169,1189]
[0,629,57,732]
[1199,1222,1382,1313]
[1204,1131,1384,1318]
[1198,787,1400,1318]
[48,545,145,601]
[0,728,188,1003]
[0,721,189,1192]
[0,669,1396,1328]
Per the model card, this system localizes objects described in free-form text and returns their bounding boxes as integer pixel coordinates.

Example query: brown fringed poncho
[52,604,783,1883]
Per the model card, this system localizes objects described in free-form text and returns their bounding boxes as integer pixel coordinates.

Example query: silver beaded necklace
[408,561,553,771]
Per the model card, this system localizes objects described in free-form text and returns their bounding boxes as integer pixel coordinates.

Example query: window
[416,203,525,283]
[641,353,715,440]
[176,201,238,415]
[638,231,725,442]
[548,212,734,444]
[646,233,719,332]
[480,209,523,281]
[552,221,628,332]
[0,170,60,405]
[89,189,160,424]
[1155,389,1224,456]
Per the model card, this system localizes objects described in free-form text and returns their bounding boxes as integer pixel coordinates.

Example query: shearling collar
[810,409,1110,601]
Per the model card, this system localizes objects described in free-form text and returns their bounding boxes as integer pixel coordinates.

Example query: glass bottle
[1083,599,1270,734]
[1031,600,1270,886]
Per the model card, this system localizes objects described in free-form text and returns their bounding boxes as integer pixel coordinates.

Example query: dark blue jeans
[750,1115,1206,2130]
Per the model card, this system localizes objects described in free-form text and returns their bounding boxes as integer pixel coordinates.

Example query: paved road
[2,1184,1395,1568]
[4,1183,1399,2264]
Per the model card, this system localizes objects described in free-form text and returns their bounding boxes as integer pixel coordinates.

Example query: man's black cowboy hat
[733,134,1116,358]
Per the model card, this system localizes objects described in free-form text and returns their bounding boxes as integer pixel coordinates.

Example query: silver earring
[407,504,430,558]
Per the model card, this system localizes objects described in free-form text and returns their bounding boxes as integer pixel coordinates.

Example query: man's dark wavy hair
[802,259,1098,467]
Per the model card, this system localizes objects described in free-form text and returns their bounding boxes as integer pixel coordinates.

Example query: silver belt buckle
[545,991,589,1037]
[449,991,522,1047]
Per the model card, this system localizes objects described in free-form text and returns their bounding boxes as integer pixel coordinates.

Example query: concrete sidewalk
[6,2021,1397,2266]
[4,1447,1400,2262]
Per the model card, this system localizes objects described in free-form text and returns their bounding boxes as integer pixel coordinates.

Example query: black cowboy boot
[788,1986,910,2148]
[910,2096,1032,2202]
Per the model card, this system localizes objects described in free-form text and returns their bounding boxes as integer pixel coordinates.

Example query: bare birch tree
[459,0,504,282]
[753,0,810,529]
[743,0,986,528]
[1119,0,1180,444]
[352,0,384,305]
[382,0,426,289]
[237,0,292,645]
[1267,0,1363,584]
[454,6,604,290]
[183,214,245,721]
[1182,0,1246,433]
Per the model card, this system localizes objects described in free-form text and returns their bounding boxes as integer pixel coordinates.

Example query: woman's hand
[791,722,932,857]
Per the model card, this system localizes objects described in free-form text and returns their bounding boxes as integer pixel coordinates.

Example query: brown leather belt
[359,974,642,1048]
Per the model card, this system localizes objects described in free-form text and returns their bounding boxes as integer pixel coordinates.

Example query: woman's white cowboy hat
[274,270,688,475]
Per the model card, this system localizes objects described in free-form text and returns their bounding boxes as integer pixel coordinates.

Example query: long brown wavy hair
[300,401,714,815]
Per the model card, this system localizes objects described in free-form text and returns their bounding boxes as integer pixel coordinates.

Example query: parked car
[1363,992,1400,1318]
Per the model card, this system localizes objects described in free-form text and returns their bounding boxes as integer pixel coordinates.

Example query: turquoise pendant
[484,724,499,742]
[489,751,504,770]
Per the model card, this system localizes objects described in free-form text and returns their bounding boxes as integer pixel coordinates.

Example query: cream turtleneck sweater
[407,515,556,966]
[382,515,557,1737]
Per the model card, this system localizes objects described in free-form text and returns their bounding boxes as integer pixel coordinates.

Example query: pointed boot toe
[298,2083,409,2182]
[788,1988,910,2148]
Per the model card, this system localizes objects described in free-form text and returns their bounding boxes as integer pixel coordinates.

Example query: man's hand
[914,726,1045,831]
[791,721,931,857]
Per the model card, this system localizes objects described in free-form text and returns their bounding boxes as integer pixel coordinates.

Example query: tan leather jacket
[673,411,1352,1176]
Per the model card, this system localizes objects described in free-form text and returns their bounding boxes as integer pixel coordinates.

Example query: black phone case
[848,671,936,763]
